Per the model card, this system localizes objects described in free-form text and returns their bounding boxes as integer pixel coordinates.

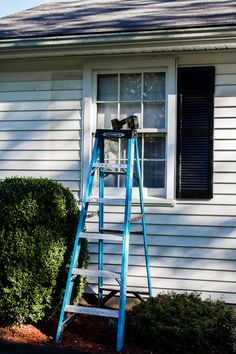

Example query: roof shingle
[0,0,236,39]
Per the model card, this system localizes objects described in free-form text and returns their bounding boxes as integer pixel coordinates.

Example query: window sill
[132,197,175,206]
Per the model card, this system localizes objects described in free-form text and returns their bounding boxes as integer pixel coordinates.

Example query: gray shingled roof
[0,0,236,40]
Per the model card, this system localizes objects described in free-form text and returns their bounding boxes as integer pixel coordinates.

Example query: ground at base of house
[0,315,156,354]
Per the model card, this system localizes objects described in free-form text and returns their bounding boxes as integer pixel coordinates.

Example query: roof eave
[0,25,236,59]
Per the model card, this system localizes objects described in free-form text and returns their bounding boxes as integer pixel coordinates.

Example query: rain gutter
[0,25,236,58]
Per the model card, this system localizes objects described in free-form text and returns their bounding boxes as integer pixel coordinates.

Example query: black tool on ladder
[55,115,152,352]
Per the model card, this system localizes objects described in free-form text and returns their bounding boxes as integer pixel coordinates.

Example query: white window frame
[83,58,177,204]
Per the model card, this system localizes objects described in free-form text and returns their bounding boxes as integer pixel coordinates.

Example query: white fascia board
[0,25,236,59]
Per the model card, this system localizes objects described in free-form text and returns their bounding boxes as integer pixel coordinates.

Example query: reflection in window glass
[143,73,165,100]
[120,74,142,101]
[144,135,165,159]
[105,139,119,160]
[143,102,165,129]
[120,103,141,122]
[97,74,118,101]
[144,161,165,188]
[97,103,117,128]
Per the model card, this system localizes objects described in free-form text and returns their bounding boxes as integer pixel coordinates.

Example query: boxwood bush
[0,177,88,325]
[126,292,236,354]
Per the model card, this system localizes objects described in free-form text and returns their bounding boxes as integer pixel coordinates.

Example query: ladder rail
[55,136,100,343]
[117,137,135,352]
[134,139,152,297]
[98,137,105,305]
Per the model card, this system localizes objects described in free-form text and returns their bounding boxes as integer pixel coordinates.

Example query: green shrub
[0,177,88,325]
[126,292,236,354]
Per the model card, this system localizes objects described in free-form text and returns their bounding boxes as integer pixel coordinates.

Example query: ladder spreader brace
[55,128,152,352]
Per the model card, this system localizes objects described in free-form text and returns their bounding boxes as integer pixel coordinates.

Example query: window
[96,71,167,197]
[83,58,176,203]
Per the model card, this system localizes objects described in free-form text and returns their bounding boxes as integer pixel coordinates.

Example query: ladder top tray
[95,129,137,139]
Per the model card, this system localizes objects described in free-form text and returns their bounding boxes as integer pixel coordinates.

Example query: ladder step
[129,214,144,222]
[80,232,123,242]
[65,305,119,318]
[72,268,120,280]
[87,197,125,205]
[93,162,127,169]
[101,287,150,295]
[100,228,143,235]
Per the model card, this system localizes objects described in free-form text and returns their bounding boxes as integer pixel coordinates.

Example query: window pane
[97,74,118,101]
[143,73,165,100]
[144,135,165,159]
[105,139,119,160]
[104,159,119,187]
[143,102,165,129]
[97,103,117,129]
[120,103,141,123]
[133,159,142,187]
[120,74,141,101]
[144,161,165,188]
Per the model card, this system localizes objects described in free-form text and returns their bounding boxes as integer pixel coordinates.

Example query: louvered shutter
[177,67,215,199]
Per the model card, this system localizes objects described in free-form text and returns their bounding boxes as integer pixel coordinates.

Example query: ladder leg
[135,139,152,297]
[98,138,104,306]
[55,137,100,343]
[117,138,135,352]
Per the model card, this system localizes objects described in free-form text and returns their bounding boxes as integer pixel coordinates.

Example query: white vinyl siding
[0,66,82,198]
[0,52,236,303]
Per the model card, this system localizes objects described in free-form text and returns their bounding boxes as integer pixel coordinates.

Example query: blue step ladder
[55,128,152,352]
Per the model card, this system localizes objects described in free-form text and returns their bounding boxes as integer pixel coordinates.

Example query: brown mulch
[0,315,156,354]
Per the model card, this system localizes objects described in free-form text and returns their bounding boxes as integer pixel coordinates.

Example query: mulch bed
[0,315,156,354]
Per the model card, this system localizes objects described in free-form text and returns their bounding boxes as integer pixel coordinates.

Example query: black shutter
[177,67,215,199]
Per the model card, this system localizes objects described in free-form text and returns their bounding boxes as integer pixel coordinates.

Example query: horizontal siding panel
[214,162,236,172]
[214,184,236,194]
[215,63,236,75]
[214,96,236,107]
[214,140,236,150]
[87,222,236,238]
[98,203,236,216]
[177,194,236,205]
[215,119,236,128]
[131,235,236,249]
[91,213,236,227]
[214,173,236,183]
[215,85,236,96]
[0,131,81,140]
[215,74,236,85]
[0,120,80,131]
[214,151,236,161]
[0,140,80,150]
[0,150,80,161]
[0,160,80,170]
[0,111,81,121]
[90,264,236,283]
[214,129,236,139]
[0,90,82,101]
[0,71,82,82]
[0,101,81,111]
[215,108,236,119]
[93,254,236,271]
[124,278,236,293]
[89,244,236,260]
[0,170,79,180]
[0,80,83,92]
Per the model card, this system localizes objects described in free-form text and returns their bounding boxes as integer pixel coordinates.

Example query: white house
[0,0,235,303]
